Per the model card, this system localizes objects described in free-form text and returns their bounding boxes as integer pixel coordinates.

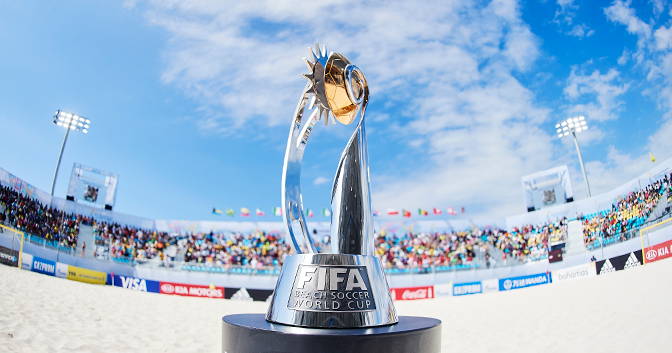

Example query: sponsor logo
[644,239,672,264]
[552,263,596,283]
[230,288,253,301]
[433,283,452,297]
[482,279,499,293]
[288,265,375,311]
[160,282,224,298]
[121,276,148,291]
[623,252,641,269]
[31,256,56,276]
[20,253,32,270]
[499,273,550,291]
[453,282,482,296]
[67,266,106,284]
[390,285,434,301]
[55,263,69,278]
[161,283,175,294]
[599,259,616,274]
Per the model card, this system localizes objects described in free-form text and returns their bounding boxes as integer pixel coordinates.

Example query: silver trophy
[266,44,398,328]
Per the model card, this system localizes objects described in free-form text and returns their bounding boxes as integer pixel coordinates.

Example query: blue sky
[0,0,670,222]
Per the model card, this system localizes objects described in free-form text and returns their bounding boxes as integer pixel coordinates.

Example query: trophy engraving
[266,44,398,328]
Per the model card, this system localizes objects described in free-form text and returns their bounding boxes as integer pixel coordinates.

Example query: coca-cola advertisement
[390,285,434,301]
[644,239,672,264]
[159,281,224,299]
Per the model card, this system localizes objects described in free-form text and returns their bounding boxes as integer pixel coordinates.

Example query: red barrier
[390,285,434,301]
[159,281,224,299]
[644,239,672,264]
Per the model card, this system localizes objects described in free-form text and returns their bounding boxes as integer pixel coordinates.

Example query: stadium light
[50,110,91,196]
[556,116,591,197]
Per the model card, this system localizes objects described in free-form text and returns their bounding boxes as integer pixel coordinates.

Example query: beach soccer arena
[1,160,671,352]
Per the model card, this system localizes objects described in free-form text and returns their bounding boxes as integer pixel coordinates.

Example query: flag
[213,208,223,215]
[402,209,411,218]
[461,207,465,214]
[446,207,458,216]
[226,209,235,217]
[256,208,265,216]
[241,208,250,217]
[373,210,381,216]
[307,209,314,218]
[418,208,428,216]
[273,207,282,216]
[433,207,441,215]
[387,209,399,215]
[322,208,331,217]
[650,152,656,162]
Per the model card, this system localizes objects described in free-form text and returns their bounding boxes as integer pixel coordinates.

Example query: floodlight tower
[555,116,590,197]
[50,110,91,196]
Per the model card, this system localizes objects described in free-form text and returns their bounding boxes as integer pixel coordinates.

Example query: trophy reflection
[265,44,398,328]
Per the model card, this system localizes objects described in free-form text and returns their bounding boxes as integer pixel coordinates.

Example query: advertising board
[452,281,482,296]
[596,250,643,275]
[31,256,56,276]
[643,239,672,264]
[482,279,500,293]
[433,283,452,297]
[20,252,32,270]
[390,285,434,301]
[110,274,160,293]
[55,262,69,278]
[499,272,551,291]
[551,262,596,283]
[0,245,19,267]
[159,281,224,299]
[224,287,273,302]
[67,265,107,285]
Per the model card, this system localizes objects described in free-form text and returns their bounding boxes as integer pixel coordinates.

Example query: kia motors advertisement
[643,239,672,264]
[159,281,224,299]
[390,285,434,301]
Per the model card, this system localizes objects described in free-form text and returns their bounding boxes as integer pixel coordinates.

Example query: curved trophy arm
[329,99,373,256]
[281,82,319,254]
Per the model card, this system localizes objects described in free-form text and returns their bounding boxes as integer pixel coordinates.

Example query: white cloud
[137,0,554,217]
[563,66,630,121]
[568,24,595,38]
[654,25,672,50]
[313,176,329,185]
[604,0,652,47]
[617,48,630,65]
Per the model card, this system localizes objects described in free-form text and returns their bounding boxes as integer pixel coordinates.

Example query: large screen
[66,163,118,210]
[521,165,574,212]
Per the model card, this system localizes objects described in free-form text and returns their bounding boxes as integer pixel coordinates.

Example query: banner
[499,272,551,291]
[644,239,672,264]
[110,275,160,293]
[596,250,643,275]
[159,281,224,299]
[55,262,69,278]
[482,279,500,293]
[452,281,482,296]
[31,256,56,276]
[224,287,273,302]
[67,265,107,285]
[433,283,452,297]
[0,245,19,267]
[20,253,32,270]
[551,262,596,283]
[390,285,434,301]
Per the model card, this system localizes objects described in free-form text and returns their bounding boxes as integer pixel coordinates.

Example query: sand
[0,260,670,353]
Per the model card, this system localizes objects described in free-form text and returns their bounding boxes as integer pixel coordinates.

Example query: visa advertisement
[67,265,107,285]
[109,275,160,293]
[499,272,551,291]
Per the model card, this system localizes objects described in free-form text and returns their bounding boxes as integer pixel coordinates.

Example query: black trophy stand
[222,314,441,353]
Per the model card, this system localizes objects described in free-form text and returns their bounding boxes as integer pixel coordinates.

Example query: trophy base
[222,314,441,353]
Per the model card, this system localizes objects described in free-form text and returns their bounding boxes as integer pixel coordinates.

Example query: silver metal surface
[273,44,397,328]
[266,254,398,328]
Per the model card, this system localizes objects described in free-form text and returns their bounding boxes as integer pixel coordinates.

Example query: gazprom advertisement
[453,282,482,296]
[109,274,160,293]
[499,272,551,291]
[31,256,56,276]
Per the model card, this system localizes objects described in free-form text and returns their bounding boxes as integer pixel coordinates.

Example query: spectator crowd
[1,171,669,270]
